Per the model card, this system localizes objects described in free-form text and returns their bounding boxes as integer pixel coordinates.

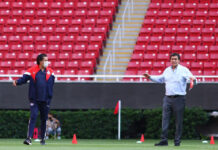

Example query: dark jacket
[16,65,55,104]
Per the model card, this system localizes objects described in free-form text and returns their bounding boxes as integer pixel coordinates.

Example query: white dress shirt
[150,64,194,96]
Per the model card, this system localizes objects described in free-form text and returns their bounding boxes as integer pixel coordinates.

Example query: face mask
[44,61,49,68]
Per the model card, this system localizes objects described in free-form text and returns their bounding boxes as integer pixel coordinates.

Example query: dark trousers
[161,96,185,144]
[27,101,49,140]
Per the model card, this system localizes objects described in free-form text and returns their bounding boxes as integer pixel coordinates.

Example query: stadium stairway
[96,0,150,79]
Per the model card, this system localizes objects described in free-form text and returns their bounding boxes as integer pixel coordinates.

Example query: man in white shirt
[144,53,196,146]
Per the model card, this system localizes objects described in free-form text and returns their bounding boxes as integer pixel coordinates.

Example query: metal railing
[103,0,134,75]
[112,24,122,64]
[122,0,134,37]
[1,74,218,83]
[103,51,113,75]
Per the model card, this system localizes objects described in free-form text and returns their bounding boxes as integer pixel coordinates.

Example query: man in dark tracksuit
[13,54,55,145]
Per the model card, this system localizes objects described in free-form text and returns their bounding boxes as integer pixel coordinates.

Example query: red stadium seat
[74,45,87,53]
[63,2,75,10]
[189,28,202,37]
[165,28,176,36]
[47,53,57,62]
[29,27,41,36]
[127,61,140,71]
[17,53,30,61]
[157,53,169,61]
[167,19,180,28]
[48,36,61,45]
[67,61,80,70]
[153,61,165,70]
[89,2,102,11]
[131,53,143,62]
[42,27,54,36]
[54,61,66,69]
[45,19,57,28]
[197,53,209,62]
[204,62,216,70]
[144,53,156,61]
[191,62,203,70]
[22,36,34,45]
[5,1,188,81]
[11,45,22,53]
[55,27,67,35]
[0,36,7,44]
[49,10,62,19]
[62,36,76,45]
[159,45,171,54]
[61,45,73,53]
[176,36,189,46]
[134,45,146,54]
[14,61,26,69]
[189,36,202,46]
[184,45,196,54]
[58,53,70,61]
[141,61,153,70]
[183,53,196,62]
[146,45,159,54]
[172,45,184,54]
[35,36,47,44]
[192,20,204,28]
[177,28,189,36]
[35,44,47,53]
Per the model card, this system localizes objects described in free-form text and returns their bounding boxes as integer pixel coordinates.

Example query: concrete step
[107,38,137,41]
[113,24,142,28]
[96,0,150,76]
[99,60,129,64]
[116,17,145,20]
[107,41,136,44]
[102,51,132,54]
[110,32,139,36]
[97,69,126,72]
[113,24,141,29]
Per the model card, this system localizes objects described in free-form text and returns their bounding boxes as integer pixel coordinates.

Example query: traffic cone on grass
[210,136,215,145]
[140,134,145,142]
[72,134,77,144]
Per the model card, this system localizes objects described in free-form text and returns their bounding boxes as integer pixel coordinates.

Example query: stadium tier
[0,0,120,81]
[126,0,218,82]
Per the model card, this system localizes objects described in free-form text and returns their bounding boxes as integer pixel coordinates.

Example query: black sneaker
[23,138,32,145]
[175,143,180,146]
[40,139,46,145]
[154,141,168,146]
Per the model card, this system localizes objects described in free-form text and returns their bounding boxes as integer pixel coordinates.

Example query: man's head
[36,54,48,69]
[170,53,180,68]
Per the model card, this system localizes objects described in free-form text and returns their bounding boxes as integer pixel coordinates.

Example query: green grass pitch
[0,139,217,150]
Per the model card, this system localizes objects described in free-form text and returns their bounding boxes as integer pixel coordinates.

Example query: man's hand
[190,76,196,81]
[189,77,197,91]
[13,80,17,86]
[143,73,150,79]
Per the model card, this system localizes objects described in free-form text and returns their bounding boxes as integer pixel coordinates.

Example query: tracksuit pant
[27,101,49,140]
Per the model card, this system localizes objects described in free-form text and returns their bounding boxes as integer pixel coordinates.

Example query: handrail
[103,51,112,75]
[112,24,121,64]
[1,74,218,83]
[103,0,134,75]
[122,0,134,37]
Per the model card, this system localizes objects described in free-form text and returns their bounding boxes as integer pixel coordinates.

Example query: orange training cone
[140,134,145,142]
[72,134,77,144]
[210,136,215,145]
[33,128,38,139]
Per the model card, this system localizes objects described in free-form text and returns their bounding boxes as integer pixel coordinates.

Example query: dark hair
[170,53,180,60]
[36,54,47,65]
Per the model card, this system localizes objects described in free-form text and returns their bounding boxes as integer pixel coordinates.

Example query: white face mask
[43,61,49,68]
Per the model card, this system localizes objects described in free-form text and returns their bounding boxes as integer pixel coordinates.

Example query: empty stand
[126,0,218,82]
[0,0,120,81]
